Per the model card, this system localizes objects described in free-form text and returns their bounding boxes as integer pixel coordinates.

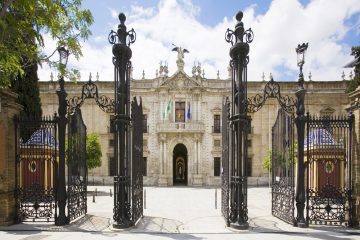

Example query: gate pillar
[225,11,254,229]
[294,43,308,228]
[109,13,136,229]
[0,90,22,226]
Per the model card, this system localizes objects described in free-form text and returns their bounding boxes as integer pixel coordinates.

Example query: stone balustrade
[156,121,205,133]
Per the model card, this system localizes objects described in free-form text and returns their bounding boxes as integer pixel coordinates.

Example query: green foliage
[86,133,102,170]
[262,149,272,171]
[0,0,94,87]
[346,45,360,93]
[10,61,42,120]
[65,132,102,170]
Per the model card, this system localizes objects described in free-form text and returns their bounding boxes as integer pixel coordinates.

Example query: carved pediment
[160,71,201,90]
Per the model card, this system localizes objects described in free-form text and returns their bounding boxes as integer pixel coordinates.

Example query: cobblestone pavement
[1,186,359,239]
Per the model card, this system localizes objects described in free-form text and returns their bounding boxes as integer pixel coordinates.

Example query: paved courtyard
[0,186,359,239]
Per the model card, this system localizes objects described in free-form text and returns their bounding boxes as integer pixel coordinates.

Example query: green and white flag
[163,100,171,119]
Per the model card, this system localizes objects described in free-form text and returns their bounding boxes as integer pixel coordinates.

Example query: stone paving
[0,186,360,239]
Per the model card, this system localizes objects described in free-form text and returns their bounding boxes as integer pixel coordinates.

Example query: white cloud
[38,0,360,82]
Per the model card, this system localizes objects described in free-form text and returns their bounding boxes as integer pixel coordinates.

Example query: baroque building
[38,53,350,186]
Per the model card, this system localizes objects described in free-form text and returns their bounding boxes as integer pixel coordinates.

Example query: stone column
[158,134,168,186]
[0,89,22,226]
[193,134,202,186]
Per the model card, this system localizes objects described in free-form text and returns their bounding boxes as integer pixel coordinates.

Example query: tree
[346,46,360,93]
[0,0,93,87]
[86,133,102,170]
[10,60,42,120]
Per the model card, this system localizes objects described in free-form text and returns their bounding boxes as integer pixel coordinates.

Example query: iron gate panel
[130,97,143,223]
[15,116,58,222]
[221,98,230,226]
[67,108,87,222]
[271,109,295,224]
[306,114,354,226]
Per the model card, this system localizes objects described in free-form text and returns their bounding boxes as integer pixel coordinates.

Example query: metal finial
[269,73,273,81]
[261,72,265,82]
[341,71,345,80]
[96,72,99,81]
[50,72,54,81]
[308,72,312,81]
[89,72,92,82]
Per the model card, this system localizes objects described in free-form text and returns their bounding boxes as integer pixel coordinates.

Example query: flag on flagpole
[187,103,191,120]
[163,99,171,119]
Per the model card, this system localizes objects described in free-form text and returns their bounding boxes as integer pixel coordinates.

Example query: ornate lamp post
[225,11,253,230]
[56,46,69,226]
[295,42,308,228]
[109,13,136,229]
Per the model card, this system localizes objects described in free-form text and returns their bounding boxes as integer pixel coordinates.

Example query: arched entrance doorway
[173,143,187,185]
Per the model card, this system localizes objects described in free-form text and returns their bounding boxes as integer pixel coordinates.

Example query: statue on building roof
[172,44,189,61]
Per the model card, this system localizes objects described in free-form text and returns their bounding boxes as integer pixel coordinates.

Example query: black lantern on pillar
[295,43,308,88]
[56,46,69,226]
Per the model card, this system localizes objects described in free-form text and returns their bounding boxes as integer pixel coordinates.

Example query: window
[143,157,147,176]
[109,115,115,133]
[143,114,148,133]
[175,102,185,122]
[214,157,221,176]
[109,139,114,147]
[213,114,221,133]
[247,158,252,176]
[247,139,252,147]
[109,157,116,176]
[214,139,221,147]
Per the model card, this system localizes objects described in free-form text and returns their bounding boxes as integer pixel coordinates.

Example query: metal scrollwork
[127,29,136,46]
[67,77,115,114]
[243,29,254,43]
[225,29,235,46]
[246,77,297,114]
[108,30,118,45]
[108,13,136,47]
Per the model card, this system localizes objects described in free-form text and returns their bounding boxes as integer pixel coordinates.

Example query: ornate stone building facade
[38,57,350,186]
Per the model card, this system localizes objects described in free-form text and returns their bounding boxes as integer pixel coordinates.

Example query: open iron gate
[15,116,58,222]
[271,109,295,224]
[67,108,87,222]
[305,114,354,226]
[221,98,230,226]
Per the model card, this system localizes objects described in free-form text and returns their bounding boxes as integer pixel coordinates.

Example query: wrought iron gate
[15,116,58,222]
[130,97,144,223]
[67,108,87,222]
[271,109,295,224]
[305,114,354,226]
[221,98,230,226]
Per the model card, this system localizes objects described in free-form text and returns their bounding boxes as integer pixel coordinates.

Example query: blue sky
[39,0,360,82]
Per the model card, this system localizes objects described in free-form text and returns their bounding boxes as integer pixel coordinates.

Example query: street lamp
[295,43,308,88]
[56,46,69,226]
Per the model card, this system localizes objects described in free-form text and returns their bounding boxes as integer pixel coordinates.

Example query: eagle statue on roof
[172,44,189,61]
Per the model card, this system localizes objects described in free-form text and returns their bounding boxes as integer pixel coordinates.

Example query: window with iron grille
[214,157,221,176]
[213,114,221,133]
[109,139,114,147]
[109,157,116,176]
[214,139,221,147]
[143,114,148,133]
[109,115,115,133]
[247,158,252,176]
[175,102,185,122]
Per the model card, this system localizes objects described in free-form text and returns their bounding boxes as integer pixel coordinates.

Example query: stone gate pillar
[0,89,22,226]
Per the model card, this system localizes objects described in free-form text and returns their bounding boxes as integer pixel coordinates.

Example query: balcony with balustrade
[156,121,205,133]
